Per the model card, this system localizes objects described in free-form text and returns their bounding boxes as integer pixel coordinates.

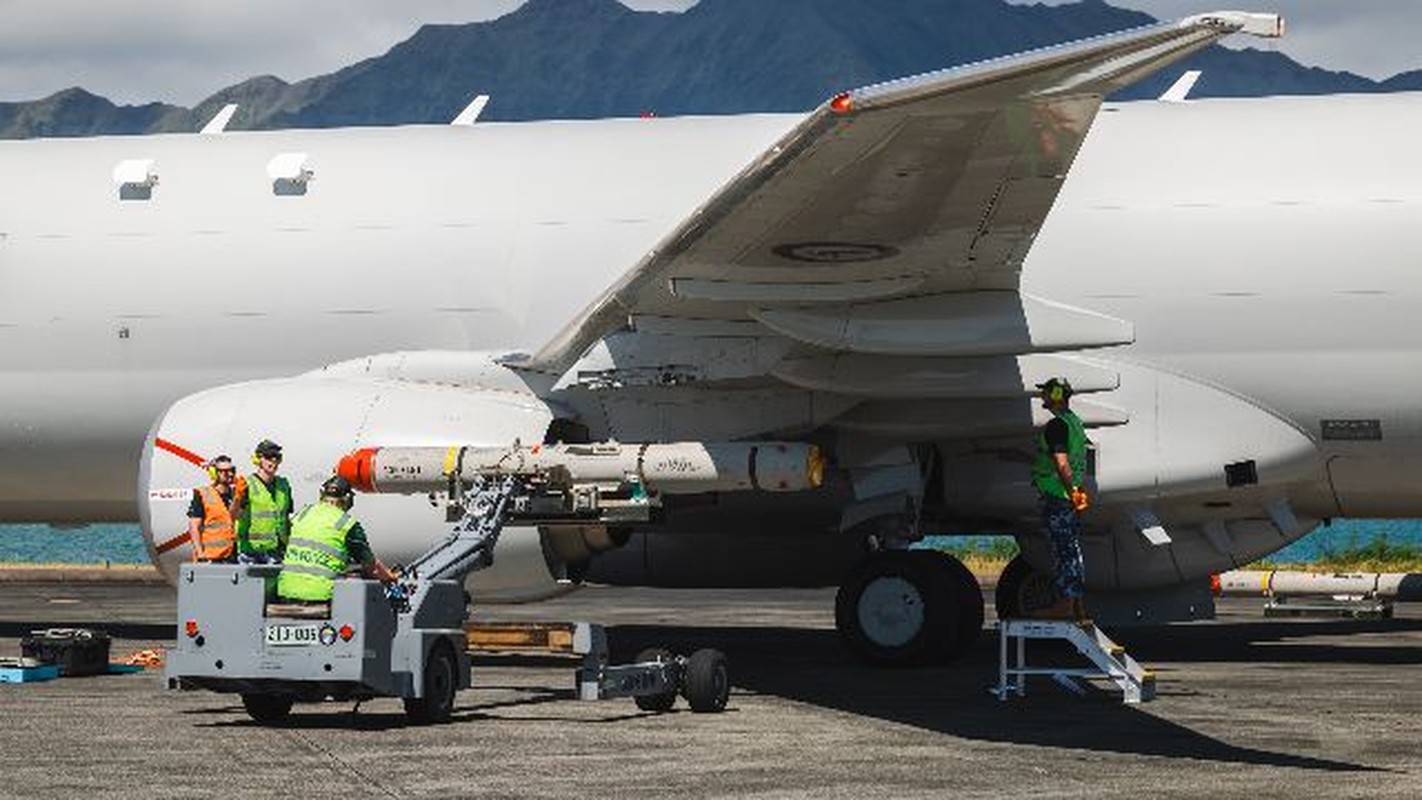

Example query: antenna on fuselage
[199,104,238,134]
[1158,71,1202,103]
[451,95,490,126]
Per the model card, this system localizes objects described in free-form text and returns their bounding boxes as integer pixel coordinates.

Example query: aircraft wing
[524,12,1282,378]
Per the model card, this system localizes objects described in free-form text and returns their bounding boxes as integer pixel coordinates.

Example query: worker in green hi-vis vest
[235,439,294,564]
[1030,377,1093,620]
[277,475,398,604]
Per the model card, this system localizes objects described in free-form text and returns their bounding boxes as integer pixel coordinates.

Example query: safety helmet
[1036,377,1074,403]
[321,475,354,499]
[254,439,283,459]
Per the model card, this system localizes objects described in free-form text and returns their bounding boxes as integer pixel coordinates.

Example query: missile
[338,441,825,496]
[1215,570,1422,601]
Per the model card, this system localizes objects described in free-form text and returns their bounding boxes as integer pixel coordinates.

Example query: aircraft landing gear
[835,550,984,667]
[993,554,1062,619]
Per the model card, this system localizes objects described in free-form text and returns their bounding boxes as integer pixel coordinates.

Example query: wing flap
[752,292,1133,357]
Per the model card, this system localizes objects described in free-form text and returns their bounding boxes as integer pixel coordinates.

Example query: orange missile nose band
[338,448,379,493]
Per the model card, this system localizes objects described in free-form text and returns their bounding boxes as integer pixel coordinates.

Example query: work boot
[1027,596,1075,620]
[1070,597,1092,624]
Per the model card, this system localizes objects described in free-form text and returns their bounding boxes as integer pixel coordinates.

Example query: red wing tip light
[829,92,854,114]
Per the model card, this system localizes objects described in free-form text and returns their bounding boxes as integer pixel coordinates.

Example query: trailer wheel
[241,693,293,725]
[404,642,457,724]
[633,648,678,712]
[682,648,729,713]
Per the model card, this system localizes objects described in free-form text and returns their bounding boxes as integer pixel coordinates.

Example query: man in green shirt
[277,475,398,604]
[1030,378,1092,619]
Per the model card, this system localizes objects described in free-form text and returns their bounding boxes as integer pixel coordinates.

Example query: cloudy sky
[0,0,1415,105]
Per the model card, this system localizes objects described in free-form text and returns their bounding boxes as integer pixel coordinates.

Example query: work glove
[1069,486,1091,513]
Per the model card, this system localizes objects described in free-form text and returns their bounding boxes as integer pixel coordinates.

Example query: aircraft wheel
[916,550,985,662]
[835,551,954,667]
[633,648,678,713]
[682,648,730,713]
[241,693,293,725]
[994,554,1061,619]
[404,642,458,724]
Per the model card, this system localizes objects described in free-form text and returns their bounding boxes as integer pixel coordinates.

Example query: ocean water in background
[1267,519,1422,562]
[0,524,150,564]
[917,518,1422,565]
[1,519,1421,565]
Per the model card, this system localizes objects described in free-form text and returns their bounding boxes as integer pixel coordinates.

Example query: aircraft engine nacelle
[138,372,589,602]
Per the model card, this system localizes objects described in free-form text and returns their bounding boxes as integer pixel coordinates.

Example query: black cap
[255,439,283,458]
[1035,377,1074,399]
[321,475,354,498]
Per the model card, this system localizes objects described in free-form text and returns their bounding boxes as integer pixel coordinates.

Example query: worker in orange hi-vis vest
[186,454,241,562]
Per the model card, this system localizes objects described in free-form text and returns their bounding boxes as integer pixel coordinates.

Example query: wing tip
[1179,11,1285,39]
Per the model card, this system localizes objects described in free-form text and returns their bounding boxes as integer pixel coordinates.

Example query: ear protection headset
[1039,378,1072,403]
[253,440,282,465]
[206,456,234,481]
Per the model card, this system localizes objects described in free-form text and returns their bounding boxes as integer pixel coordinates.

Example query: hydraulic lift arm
[387,475,522,617]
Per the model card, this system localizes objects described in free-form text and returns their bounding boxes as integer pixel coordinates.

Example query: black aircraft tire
[682,649,730,713]
[994,554,1061,619]
[403,642,458,725]
[241,693,293,725]
[835,551,955,667]
[633,648,678,713]
[914,550,985,663]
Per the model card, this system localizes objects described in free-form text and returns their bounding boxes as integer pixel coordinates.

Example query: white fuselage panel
[0,115,798,518]
[2,94,1421,523]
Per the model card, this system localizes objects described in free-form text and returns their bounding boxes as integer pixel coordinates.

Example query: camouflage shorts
[1040,494,1085,600]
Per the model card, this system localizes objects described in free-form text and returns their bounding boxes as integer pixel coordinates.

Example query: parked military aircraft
[10,11,1412,667]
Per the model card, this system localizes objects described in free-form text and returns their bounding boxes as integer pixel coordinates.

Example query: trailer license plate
[265,624,320,647]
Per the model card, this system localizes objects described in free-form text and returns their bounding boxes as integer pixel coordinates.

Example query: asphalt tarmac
[2,580,1421,798]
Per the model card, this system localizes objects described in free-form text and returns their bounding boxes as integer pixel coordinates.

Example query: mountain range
[2,0,1419,139]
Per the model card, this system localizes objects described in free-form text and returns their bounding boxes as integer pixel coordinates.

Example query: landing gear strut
[834,550,984,667]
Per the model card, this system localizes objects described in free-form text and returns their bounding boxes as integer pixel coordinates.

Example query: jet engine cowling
[138,372,587,602]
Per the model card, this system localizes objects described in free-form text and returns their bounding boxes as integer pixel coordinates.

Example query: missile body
[339,441,824,496]
[1216,570,1422,601]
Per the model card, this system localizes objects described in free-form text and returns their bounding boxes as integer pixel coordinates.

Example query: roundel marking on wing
[771,242,899,264]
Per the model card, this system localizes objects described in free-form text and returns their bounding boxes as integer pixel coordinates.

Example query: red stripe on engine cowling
[155,532,191,555]
[155,437,206,466]
[150,438,205,558]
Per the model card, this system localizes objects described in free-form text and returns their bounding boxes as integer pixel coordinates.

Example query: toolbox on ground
[22,628,111,676]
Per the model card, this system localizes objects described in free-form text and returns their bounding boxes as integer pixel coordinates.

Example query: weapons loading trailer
[165,467,734,724]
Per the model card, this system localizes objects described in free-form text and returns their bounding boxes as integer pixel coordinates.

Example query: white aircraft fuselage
[0,113,798,522]
[2,92,1420,590]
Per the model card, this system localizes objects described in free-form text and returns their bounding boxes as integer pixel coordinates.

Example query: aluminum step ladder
[993,619,1156,704]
